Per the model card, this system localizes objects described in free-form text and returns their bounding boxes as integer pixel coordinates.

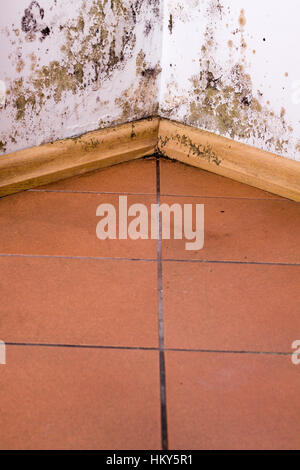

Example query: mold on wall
[159,0,300,161]
[1,0,299,162]
[114,49,161,122]
[0,0,162,154]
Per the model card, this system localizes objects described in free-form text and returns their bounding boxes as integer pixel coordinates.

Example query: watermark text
[96,196,205,251]
[0,341,6,365]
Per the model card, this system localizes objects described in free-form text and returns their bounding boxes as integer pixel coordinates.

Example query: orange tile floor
[0,156,300,450]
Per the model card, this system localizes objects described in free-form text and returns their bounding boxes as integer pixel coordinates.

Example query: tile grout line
[0,253,299,267]
[0,254,157,262]
[27,188,286,201]
[163,259,300,266]
[6,342,157,351]
[5,342,293,355]
[156,156,169,451]
[28,190,156,196]
[161,194,286,201]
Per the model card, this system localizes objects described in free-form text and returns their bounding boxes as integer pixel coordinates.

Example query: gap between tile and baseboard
[0,116,299,201]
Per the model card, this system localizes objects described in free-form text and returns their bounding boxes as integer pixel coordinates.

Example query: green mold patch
[32,60,84,104]
[160,0,295,157]
[9,78,37,121]
[7,0,146,123]
[81,138,101,152]
[15,93,36,120]
[183,1,292,155]
[115,52,161,121]
[3,0,162,153]
[188,63,290,153]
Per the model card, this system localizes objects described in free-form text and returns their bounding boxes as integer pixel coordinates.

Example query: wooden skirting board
[158,119,300,202]
[0,116,300,201]
[0,117,159,198]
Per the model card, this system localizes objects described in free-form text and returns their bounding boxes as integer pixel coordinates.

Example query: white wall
[0,0,162,154]
[159,0,300,161]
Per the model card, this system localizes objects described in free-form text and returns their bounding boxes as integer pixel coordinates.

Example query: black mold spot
[141,67,160,78]
[21,1,49,41]
[208,0,224,18]
[131,123,136,138]
[164,133,222,166]
[206,71,221,90]
[144,20,152,36]
[131,4,137,24]
[168,14,173,34]
[0,140,7,153]
[41,26,50,40]
[241,96,252,106]
[146,0,160,17]
[21,11,37,33]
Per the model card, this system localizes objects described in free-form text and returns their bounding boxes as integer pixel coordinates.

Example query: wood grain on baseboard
[1,116,299,201]
[158,119,300,202]
[0,117,159,197]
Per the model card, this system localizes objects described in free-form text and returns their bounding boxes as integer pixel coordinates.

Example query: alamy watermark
[96,196,205,251]
[0,341,6,365]
[291,340,300,365]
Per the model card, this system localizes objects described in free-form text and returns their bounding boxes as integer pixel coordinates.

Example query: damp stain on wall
[11,0,139,115]
[0,0,162,154]
[187,63,291,154]
[186,5,292,154]
[1,0,298,161]
[161,0,296,158]
[114,48,161,122]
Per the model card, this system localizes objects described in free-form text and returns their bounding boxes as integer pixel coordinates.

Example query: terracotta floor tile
[0,191,156,259]
[160,159,280,199]
[166,351,300,450]
[1,155,299,450]
[0,257,158,347]
[160,196,300,263]
[36,158,156,194]
[0,346,161,450]
[163,262,300,351]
